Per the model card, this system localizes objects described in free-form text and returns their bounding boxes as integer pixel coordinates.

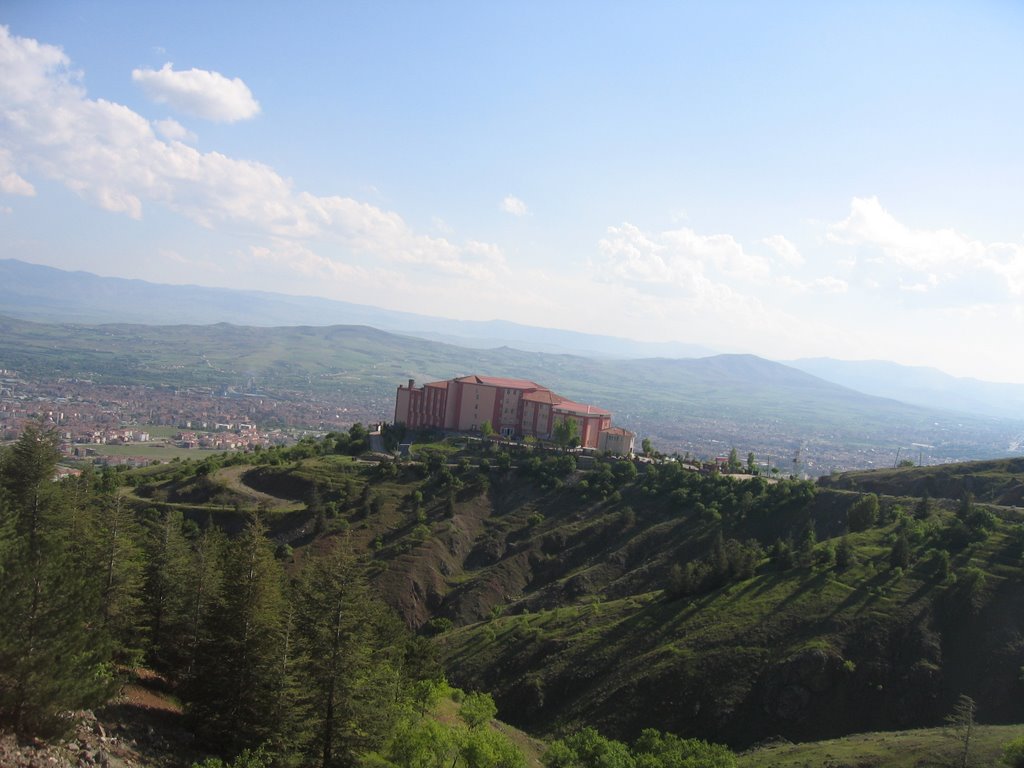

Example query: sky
[2,2,1024,383]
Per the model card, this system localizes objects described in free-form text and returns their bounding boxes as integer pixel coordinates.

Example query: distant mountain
[0,258,714,360]
[1,314,1020,473]
[788,357,1024,421]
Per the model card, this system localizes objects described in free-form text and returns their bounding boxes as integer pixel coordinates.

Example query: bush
[848,494,879,532]
[1003,736,1024,767]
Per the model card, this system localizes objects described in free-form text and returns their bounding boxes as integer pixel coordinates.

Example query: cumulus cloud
[153,118,196,144]
[0,26,503,279]
[501,195,529,216]
[777,275,848,294]
[597,222,770,291]
[132,62,260,122]
[0,169,35,196]
[0,150,35,196]
[762,234,803,266]
[828,196,1024,295]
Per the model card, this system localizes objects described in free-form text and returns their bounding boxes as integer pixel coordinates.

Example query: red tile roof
[553,399,611,417]
[455,375,543,390]
[522,390,561,405]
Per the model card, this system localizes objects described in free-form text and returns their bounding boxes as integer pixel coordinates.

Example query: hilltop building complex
[394,375,634,453]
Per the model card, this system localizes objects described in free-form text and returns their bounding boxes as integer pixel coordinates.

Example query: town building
[394,374,633,452]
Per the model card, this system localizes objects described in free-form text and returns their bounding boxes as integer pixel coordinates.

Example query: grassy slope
[738,724,1024,768]
[123,447,1024,752]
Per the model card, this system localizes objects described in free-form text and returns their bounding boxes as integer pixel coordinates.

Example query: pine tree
[183,522,226,678]
[93,493,147,664]
[188,514,289,757]
[890,531,911,570]
[835,535,855,570]
[0,426,113,735]
[294,543,406,768]
[143,509,193,672]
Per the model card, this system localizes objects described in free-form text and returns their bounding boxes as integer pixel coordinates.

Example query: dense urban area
[0,370,384,468]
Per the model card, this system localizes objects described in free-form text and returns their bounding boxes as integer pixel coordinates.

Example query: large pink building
[394,374,629,450]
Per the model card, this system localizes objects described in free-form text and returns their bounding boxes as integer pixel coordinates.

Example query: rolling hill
[1,314,1021,472]
[0,258,713,359]
[123,440,1024,750]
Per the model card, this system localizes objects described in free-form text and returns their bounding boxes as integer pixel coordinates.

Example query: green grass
[738,724,1024,768]
[84,443,224,461]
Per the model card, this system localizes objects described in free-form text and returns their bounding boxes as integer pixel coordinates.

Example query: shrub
[1004,736,1024,768]
[848,494,879,532]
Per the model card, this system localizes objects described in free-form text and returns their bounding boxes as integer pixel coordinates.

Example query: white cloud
[153,118,196,144]
[132,62,260,123]
[777,275,848,294]
[762,234,804,266]
[597,222,770,292]
[0,26,503,280]
[0,170,35,196]
[0,149,35,196]
[827,196,1024,295]
[500,195,529,216]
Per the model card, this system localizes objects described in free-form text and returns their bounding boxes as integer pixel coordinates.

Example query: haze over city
[2,2,1023,382]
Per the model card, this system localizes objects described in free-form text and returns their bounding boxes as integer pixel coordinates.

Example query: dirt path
[214,465,304,511]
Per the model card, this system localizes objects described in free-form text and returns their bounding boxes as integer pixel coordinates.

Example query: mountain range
[1,258,1023,472]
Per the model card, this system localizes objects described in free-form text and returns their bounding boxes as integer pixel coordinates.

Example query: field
[80,442,222,461]
[738,724,1024,768]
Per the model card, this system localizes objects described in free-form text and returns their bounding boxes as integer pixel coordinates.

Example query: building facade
[394,374,632,451]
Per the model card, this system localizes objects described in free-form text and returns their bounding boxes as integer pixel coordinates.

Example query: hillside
[2,313,1022,472]
[790,357,1024,421]
[0,258,713,359]
[122,440,1024,750]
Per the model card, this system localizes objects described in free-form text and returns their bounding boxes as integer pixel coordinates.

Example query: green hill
[123,441,1024,750]
[3,313,1022,472]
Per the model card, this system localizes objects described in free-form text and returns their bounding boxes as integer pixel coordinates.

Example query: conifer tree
[184,522,227,678]
[188,514,289,758]
[835,535,855,569]
[0,426,112,735]
[890,531,911,570]
[143,509,193,671]
[93,493,147,664]
[294,543,406,768]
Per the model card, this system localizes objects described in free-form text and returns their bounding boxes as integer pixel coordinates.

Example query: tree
[552,418,580,452]
[835,535,855,570]
[543,728,635,768]
[847,494,879,532]
[633,728,736,768]
[460,726,526,768]
[480,421,495,440]
[459,691,498,730]
[727,448,740,473]
[957,491,975,522]
[294,544,407,767]
[946,694,977,768]
[915,491,933,520]
[797,520,817,566]
[641,438,653,457]
[188,515,290,757]
[0,426,113,735]
[93,493,146,664]
[746,452,756,474]
[1002,735,1024,768]
[144,509,194,672]
[890,531,911,570]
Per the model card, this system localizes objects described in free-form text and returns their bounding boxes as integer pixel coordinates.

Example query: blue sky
[2,2,1024,382]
